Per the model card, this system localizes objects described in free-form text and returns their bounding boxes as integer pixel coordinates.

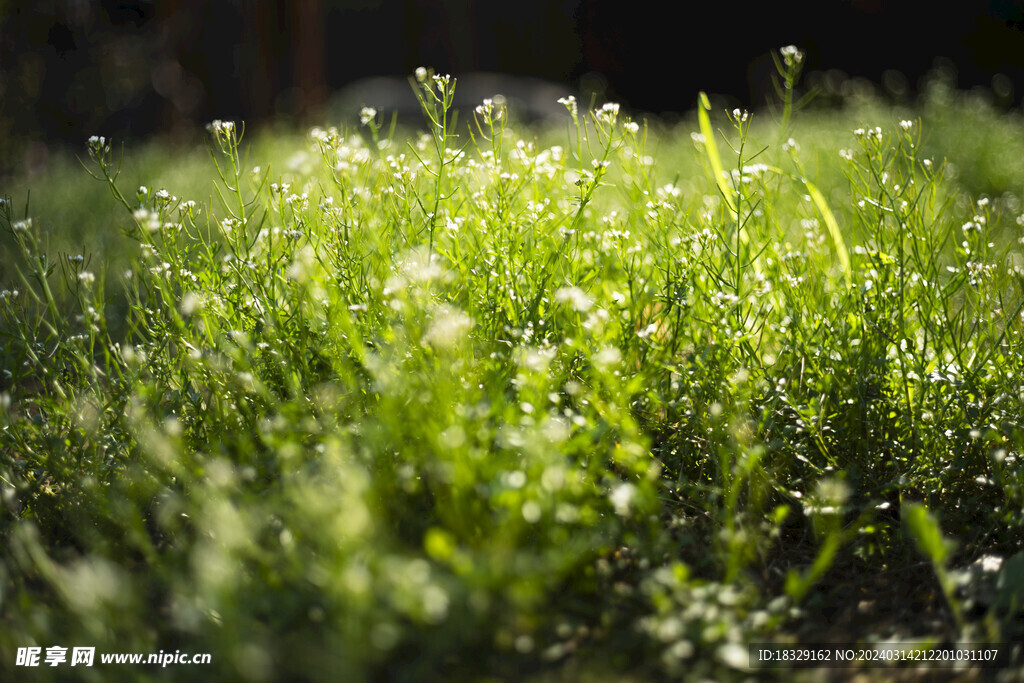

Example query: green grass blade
[697,92,736,213]
[904,503,949,565]
[802,178,852,288]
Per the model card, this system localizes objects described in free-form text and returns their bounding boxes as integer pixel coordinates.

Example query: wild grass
[2,52,1023,680]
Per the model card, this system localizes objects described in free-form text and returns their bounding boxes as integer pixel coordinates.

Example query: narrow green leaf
[904,503,949,565]
[802,178,852,288]
[697,92,735,213]
[784,533,840,601]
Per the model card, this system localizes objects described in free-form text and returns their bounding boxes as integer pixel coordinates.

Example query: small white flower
[637,322,659,340]
[359,106,377,126]
[900,119,914,130]
[555,286,593,312]
[593,346,621,370]
[77,271,95,286]
[180,291,202,316]
[624,120,639,134]
[609,483,637,516]
[12,218,31,233]
[415,66,428,83]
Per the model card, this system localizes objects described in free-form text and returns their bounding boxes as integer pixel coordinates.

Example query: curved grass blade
[801,178,852,288]
[697,92,736,213]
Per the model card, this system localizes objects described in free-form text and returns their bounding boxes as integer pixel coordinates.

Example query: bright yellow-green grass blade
[697,92,736,213]
[802,178,852,288]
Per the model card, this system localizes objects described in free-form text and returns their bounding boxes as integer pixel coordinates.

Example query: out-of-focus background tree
[3,0,1024,178]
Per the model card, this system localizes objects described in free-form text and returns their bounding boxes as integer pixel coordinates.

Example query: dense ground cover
[2,54,1023,680]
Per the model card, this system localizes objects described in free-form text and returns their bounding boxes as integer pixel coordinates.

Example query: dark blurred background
[3,0,1024,177]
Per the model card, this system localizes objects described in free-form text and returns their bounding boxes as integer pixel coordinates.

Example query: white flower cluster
[853,126,883,141]
[554,286,593,312]
[133,208,163,233]
[962,218,984,234]
[153,188,176,204]
[206,120,237,150]
[731,108,750,123]
[87,135,110,162]
[780,45,804,67]
[965,260,995,286]
[424,305,473,350]
[557,95,578,117]
[595,102,620,125]
[736,163,770,182]
[309,126,340,146]
[206,120,235,135]
[474,97,504,122]
[330,136,371,174]
[359,107,377,127]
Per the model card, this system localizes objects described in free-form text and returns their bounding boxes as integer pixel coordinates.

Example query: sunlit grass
[2,51,1023,680]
